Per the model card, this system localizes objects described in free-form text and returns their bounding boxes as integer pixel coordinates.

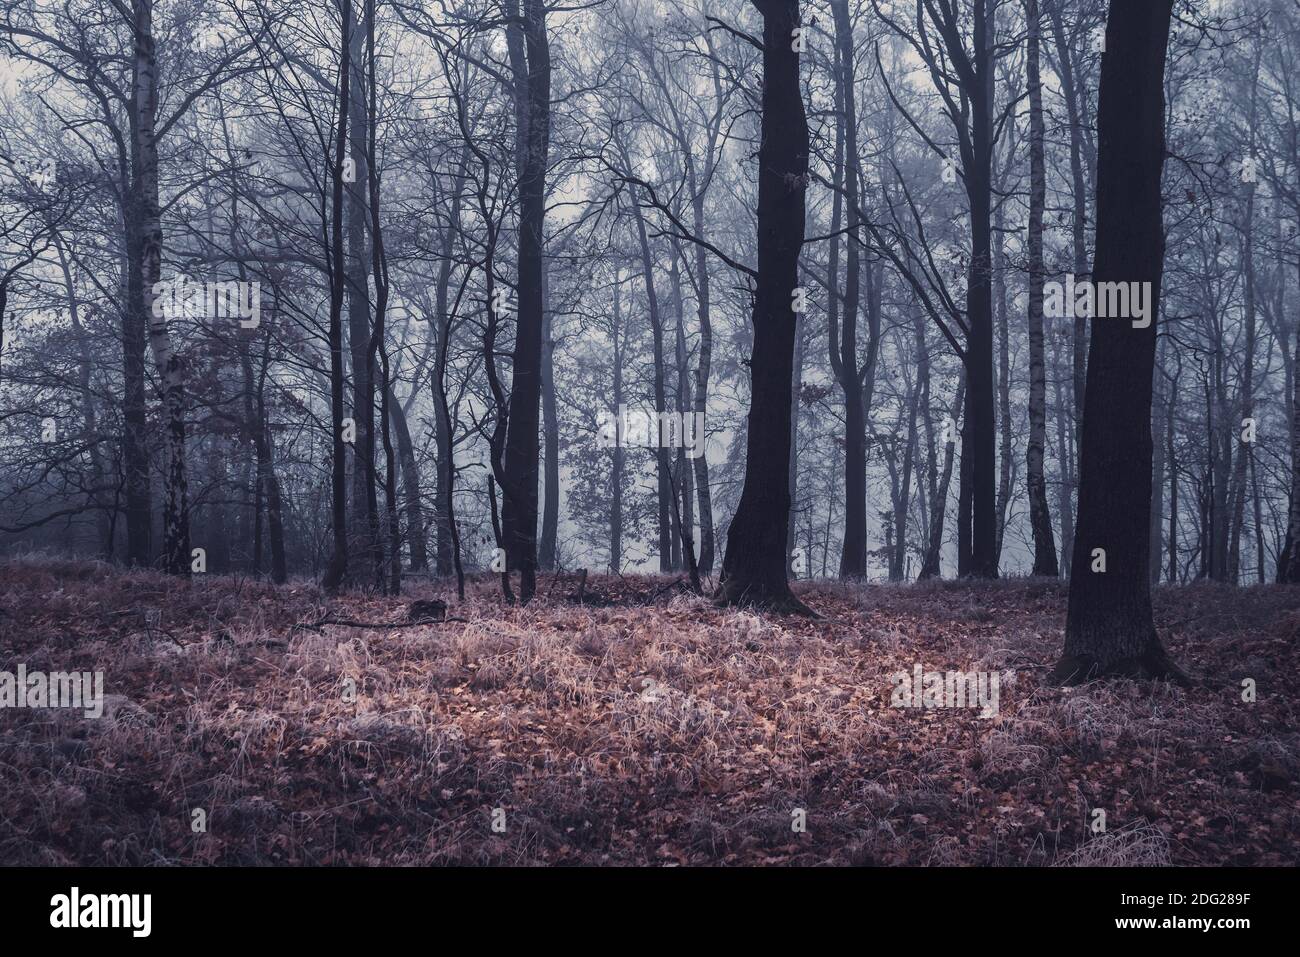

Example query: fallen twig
[297,616,470,633]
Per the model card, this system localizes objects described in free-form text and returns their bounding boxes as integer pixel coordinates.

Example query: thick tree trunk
[717,0,811,612]
[499,0,550,603]
[1149,347,1168,586]
[1054,0,1185,684]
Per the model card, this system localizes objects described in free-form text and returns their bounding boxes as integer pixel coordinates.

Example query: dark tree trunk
[717,0,811,613]
[365,0,400,596]
[831,0,866,580]
[499,0,550,604]
[321,0,354,594]
[1054,0,1185,684]
[1026,0,1059,576]
[961,0,997,579]
[345,11,379,585]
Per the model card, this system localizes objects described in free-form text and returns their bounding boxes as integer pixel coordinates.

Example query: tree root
[1048,644,1191,687]
[712,580,821,618]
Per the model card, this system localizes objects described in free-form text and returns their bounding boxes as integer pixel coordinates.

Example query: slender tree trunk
[965,0,997,579]
[133,0,189,575]
[365,0,400,595]
[610,271,624,571]
[831,0,866,580]
[56,238,113,559]
[1228,64,1260,581]
[1047,0,1090,578]
[671,249,694,569]
[539,255,559,570]
[921,372,964,579]
[994,191,1012,564]
[629,190,674,572]
[345,10,379,586]
[1026,0,1059,576]
[1167,368,1179,583]
[389,390,428,571]
[321,0,354,594]
[690,195,716,573]
[788,309,803,556]
[1281,313,1300,582]
[255,344,288,585]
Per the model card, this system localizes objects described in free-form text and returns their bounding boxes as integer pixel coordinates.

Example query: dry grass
[0,558,1296,865]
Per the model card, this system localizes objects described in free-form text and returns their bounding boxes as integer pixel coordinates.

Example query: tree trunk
[133,0,189,576]
[921,372,964,579]
[831,0,866,580]
[1026,0,1059,576]
[690,193,716,574]
[1054,0,1185,684]
[1047,0,1090,579]
[962,0,997,579]
[499,0,550,603]
[717,0,811,612]
[628,187,674,572]
[345,10,379,586]
[388,389,428,571]
[994,185,1012,564]
[321,0,354,594]
[610,269,625,571]
[539,254,559,570]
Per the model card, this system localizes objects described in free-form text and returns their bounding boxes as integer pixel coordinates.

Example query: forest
[0,0,1297,870]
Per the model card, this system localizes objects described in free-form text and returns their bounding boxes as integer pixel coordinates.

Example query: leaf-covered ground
[1,558,1296,865]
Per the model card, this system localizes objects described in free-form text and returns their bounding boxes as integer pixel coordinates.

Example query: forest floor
[0,557,1297,866]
